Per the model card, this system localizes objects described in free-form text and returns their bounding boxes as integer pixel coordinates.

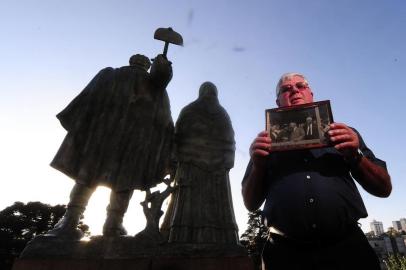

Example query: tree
[384,255,406,270]
[240,210,268,270]
[0,201,89,270]
[387,227,401,237]
[365,231,376,238]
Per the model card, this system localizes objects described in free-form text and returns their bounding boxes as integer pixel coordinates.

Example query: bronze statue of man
[47,54,174,239]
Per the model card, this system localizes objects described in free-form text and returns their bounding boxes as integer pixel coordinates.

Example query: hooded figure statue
[47,54,174,239]
[164,81,239,244]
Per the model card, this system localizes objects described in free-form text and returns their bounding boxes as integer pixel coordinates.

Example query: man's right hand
[243,131,271,211]
[249,131,272,168]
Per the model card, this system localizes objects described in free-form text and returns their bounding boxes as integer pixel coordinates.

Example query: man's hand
[328,123,392,197]
[328,123,359,159]
[249,131,271,168]
[243,131,271,211]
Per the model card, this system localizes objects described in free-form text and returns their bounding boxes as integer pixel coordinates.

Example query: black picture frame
[265,100,334,151]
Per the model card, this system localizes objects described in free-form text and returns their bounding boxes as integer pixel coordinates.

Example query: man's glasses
[278,82,309,95]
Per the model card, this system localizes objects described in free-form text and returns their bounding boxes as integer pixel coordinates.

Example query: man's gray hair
[275,72,309,97]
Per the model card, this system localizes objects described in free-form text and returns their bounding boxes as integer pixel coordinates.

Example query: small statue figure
[136,178,175,243]
[46,53,174,239]
[166,82,239,244]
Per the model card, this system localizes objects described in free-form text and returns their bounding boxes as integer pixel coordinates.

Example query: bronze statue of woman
[166,82,239,244]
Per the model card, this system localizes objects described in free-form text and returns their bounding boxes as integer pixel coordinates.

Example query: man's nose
[290,86,300,94]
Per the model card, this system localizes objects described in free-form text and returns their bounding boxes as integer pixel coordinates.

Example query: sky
[0,0,405,236]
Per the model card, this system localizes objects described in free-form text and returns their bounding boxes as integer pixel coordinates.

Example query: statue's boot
[102,190,133,237]
[45,183,94,240]
[102,211,127,236]
[46,206,85,239]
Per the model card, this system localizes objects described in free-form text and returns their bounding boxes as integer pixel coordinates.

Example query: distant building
[368,236,388,270]
[370,220,384,236]
[368,237,387,255]
[400,218,406,232]
[367,234,406,269]
[394,236,406,255]
[393,221,402,232]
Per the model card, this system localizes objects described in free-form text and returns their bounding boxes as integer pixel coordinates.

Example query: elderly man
[242,73,391,270]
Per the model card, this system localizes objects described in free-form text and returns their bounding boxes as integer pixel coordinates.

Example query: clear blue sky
[0,0,405,235]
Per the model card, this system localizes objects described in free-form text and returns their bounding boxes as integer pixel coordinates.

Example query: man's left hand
[328,123,359,159]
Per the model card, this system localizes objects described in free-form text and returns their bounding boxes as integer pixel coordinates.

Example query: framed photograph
[265,100,334,151]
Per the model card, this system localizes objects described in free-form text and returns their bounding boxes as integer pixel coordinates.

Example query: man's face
[276,75,314,107]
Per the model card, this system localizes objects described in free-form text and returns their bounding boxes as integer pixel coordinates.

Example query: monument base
[13,256,254,270]
[13,235,254,270]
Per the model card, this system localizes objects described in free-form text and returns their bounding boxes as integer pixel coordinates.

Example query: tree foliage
[384,255,406,270]
[0,201,89,270]
[240,210,268,270]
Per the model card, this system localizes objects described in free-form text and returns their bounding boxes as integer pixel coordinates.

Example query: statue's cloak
[175,96,235,170]
[51,66,174,191]
[166,94,239,244]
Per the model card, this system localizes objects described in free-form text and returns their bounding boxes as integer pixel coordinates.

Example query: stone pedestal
[13,256,253,270]
[13,236,254,270]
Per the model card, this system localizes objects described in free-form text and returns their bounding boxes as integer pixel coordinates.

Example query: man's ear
[276,98,280,107]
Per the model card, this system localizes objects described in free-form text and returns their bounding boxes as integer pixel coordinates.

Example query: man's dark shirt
[242,129,387,242]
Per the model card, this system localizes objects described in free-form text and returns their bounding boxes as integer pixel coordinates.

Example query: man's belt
[266,223,360,249]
